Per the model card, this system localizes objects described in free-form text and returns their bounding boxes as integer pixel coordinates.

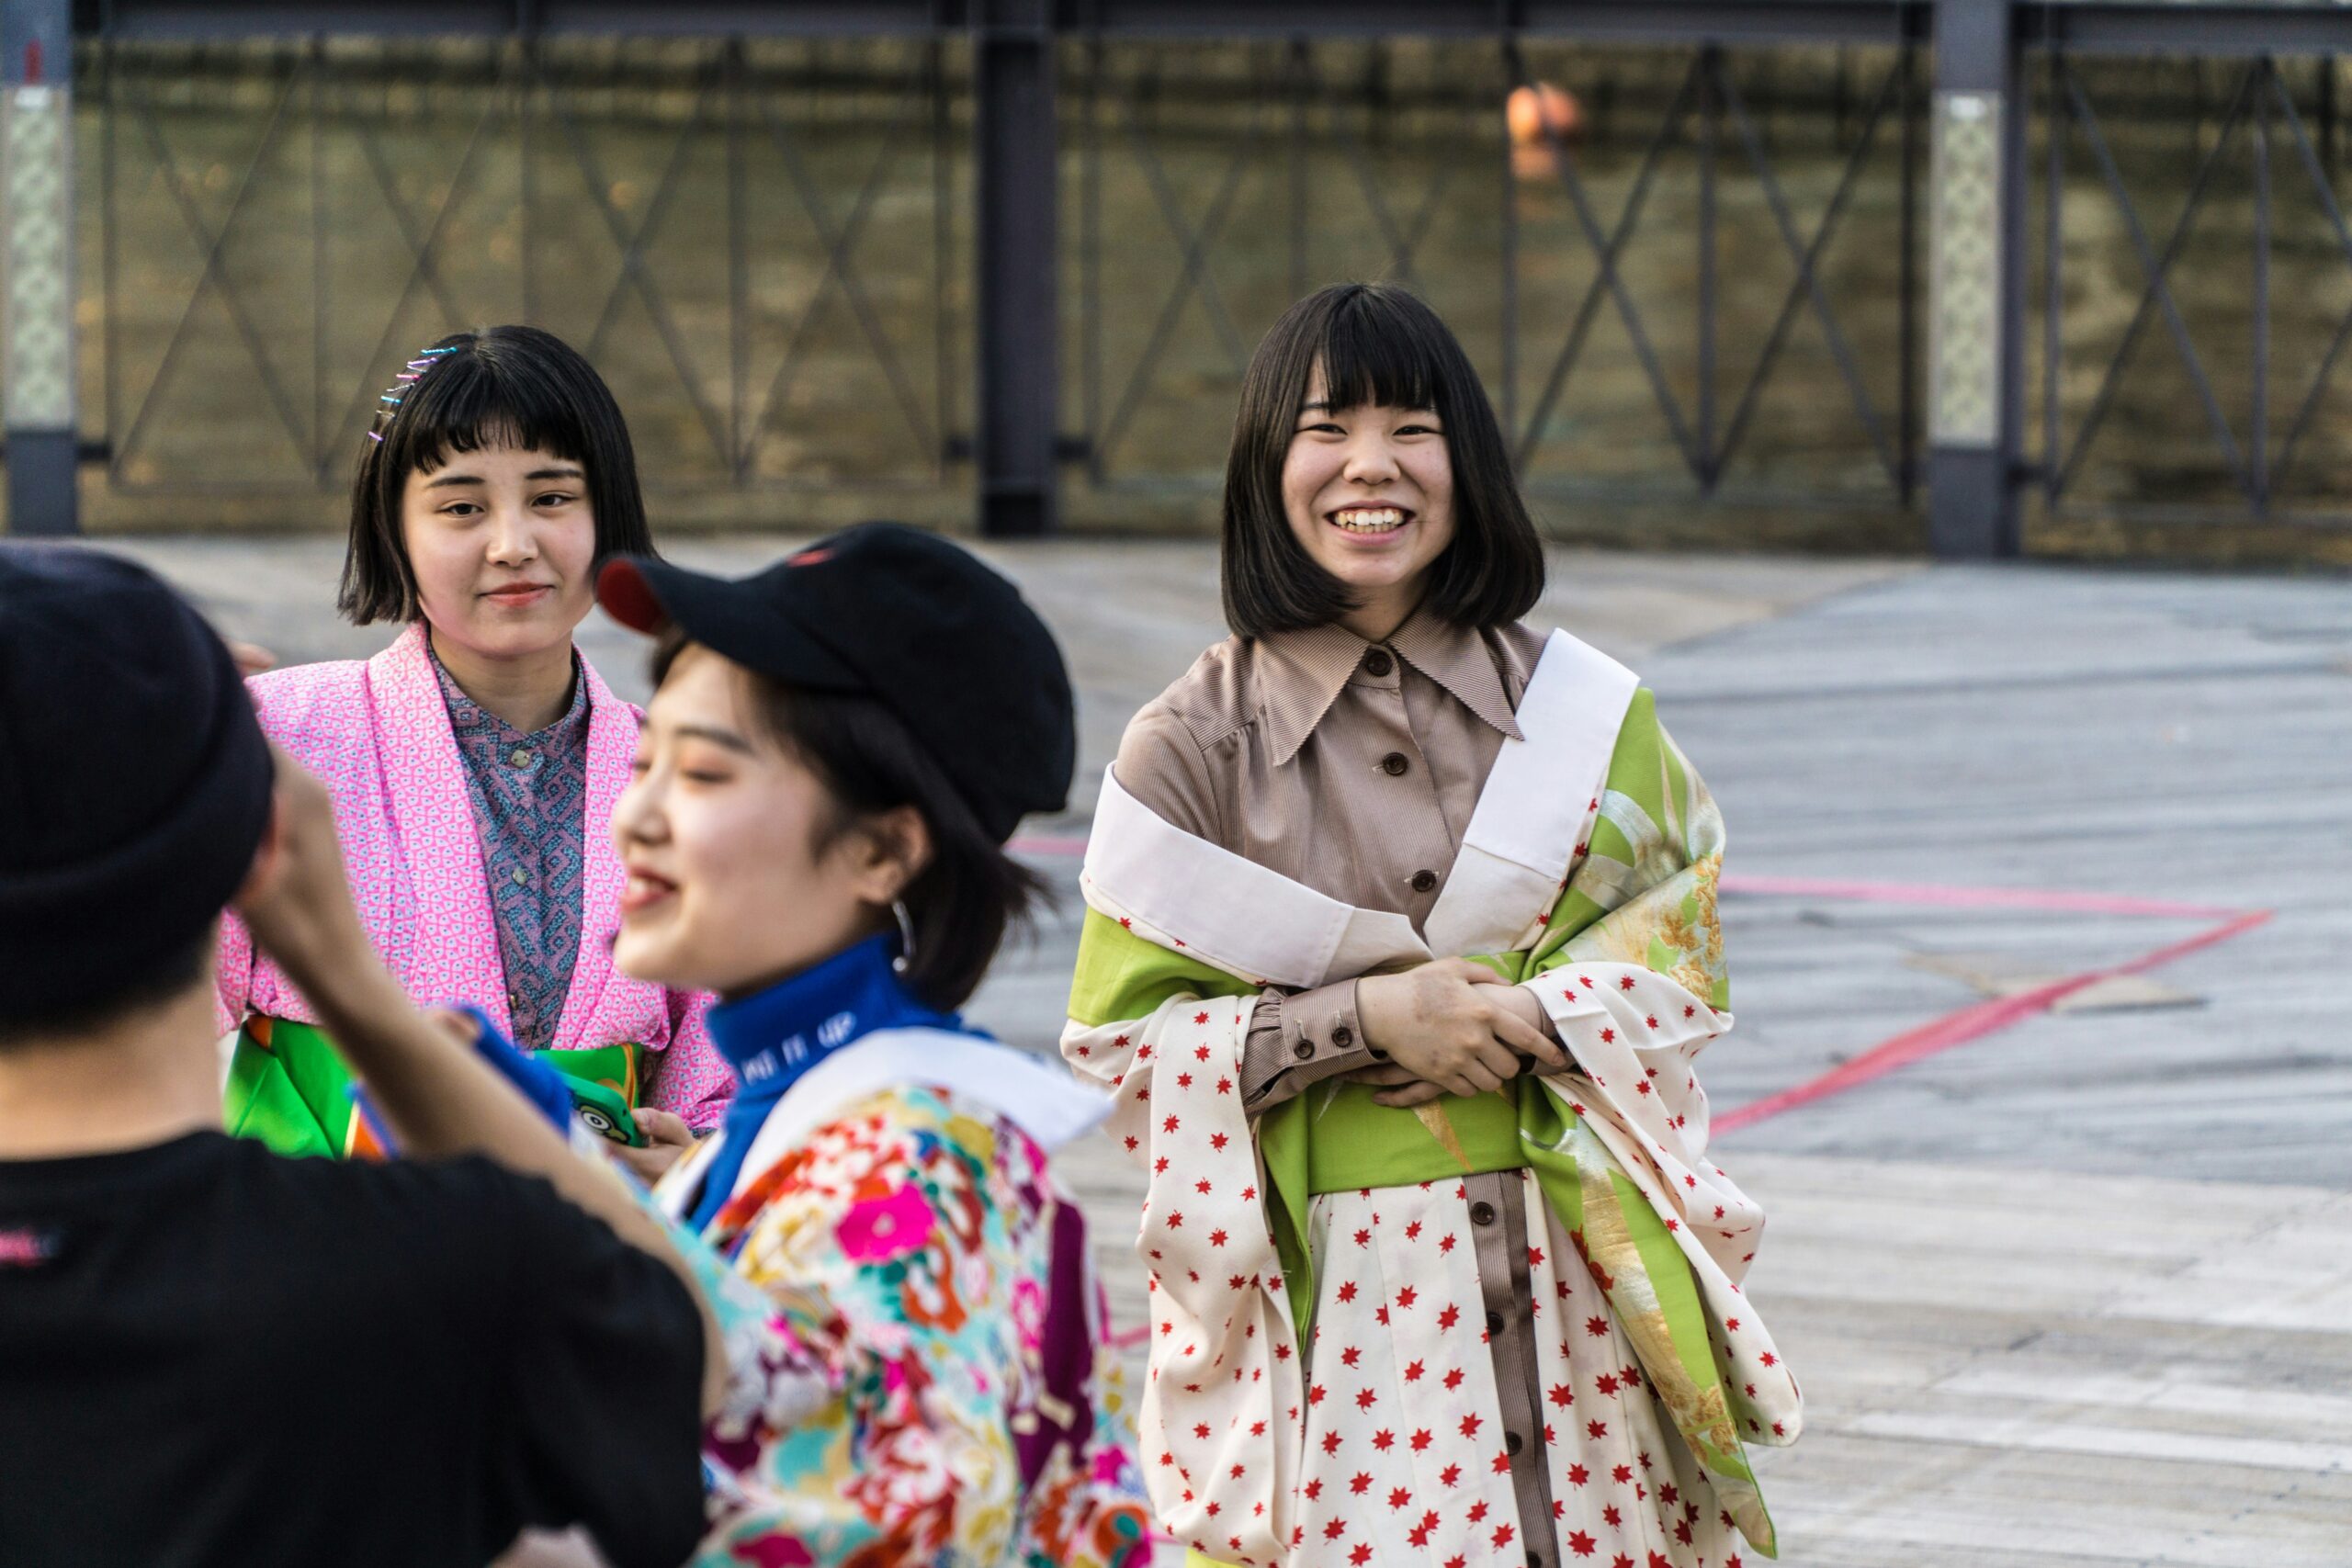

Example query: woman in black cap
[592,525,1151,1568]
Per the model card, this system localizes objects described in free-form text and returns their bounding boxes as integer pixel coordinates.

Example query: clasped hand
[1351,958,1567,1108]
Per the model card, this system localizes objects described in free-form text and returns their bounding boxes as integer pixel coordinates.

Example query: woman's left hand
[1360,984,1566,1107]
[616,1109,696,1185]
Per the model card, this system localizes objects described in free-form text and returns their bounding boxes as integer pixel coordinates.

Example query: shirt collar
[690,932,969,1232]
[704,932,961,1099]
[1255,613,1522,766]
[1389,613,1524,742]
[429,638,590,749]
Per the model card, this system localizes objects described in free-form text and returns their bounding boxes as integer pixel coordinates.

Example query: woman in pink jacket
[216,326,727,1179]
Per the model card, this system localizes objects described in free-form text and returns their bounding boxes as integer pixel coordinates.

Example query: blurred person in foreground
[0,543,719,1568]
[593,525,1153,1565]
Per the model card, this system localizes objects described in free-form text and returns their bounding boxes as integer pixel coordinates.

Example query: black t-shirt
[0,1132,705,1568]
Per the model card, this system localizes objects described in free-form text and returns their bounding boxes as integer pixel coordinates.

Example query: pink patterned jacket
[214,624,730,1128]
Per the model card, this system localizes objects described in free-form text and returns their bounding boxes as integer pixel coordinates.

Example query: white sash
[1421,630,1640,956]
[1083,628,1639,980]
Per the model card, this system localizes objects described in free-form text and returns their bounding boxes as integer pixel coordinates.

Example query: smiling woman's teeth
[1332,508,1405,532]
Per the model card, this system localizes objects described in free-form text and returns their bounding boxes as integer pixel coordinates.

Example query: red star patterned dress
[1060,624,1800,1568]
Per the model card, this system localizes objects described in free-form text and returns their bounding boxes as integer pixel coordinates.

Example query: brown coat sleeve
[1113,704,1379,1113]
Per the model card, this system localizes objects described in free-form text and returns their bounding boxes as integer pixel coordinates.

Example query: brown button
[1293,1040,1316,1060]
[1528,1554,1545,1568]
[1363,649,1394,677]
[1505,1428,1524,1455]
[1331,1023,1354,1048]
[1485,1309,1504,1336]
[1380,751,1409,777]
[1470,1201,1498,1226]
[1410,869,1439,894]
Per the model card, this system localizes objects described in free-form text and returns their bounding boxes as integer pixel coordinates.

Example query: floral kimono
[1062,626,1801,1568]
[215,623,727,1151]
[652,934,1155,1567]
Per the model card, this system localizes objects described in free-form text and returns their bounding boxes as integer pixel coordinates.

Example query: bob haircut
[1221,282,1545,638]
[339,325,653,626]
[650,628,1045,1015]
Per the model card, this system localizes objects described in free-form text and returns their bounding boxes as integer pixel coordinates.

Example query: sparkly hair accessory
[365,343,461,443]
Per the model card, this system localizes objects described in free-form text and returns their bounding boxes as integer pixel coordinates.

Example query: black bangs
[1308,287,1444,417]
[338,324,654,626]
[1220,282,1545,639]
[379,337,596,481]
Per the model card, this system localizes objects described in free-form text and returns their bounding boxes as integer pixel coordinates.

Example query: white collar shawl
[1084,628,1641,979]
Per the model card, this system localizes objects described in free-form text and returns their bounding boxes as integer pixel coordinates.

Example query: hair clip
[368,341,464,445]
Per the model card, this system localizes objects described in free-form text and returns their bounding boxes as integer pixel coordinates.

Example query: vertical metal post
[2041,50,2064,509]
[1288,38,1308,304]
[1696,45,1719,491]
[2323,55,2339,181]
[1496,34,1517,458]
[3,0,78,536]
[2252,58,2271,516]
[1897,37,1920,505]
[726,38,748,479]
[309,37,325,483]
[973,0,1057,536]
[1926,0,2025,558]
[1080,34,1102,486]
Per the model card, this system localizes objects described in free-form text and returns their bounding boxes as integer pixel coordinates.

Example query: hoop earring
[890,898,916,976]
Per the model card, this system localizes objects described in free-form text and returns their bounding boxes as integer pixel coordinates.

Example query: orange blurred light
[1506,82,1582,148]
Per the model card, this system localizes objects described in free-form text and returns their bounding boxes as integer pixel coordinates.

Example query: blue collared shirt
[431,645,592,1055]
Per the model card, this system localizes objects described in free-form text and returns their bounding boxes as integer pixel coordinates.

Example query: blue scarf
[687,932,969,1231]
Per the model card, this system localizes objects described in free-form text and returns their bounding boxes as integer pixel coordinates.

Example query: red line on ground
[1713,908,2273,1135]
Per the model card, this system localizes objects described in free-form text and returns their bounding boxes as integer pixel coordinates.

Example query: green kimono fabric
[223,1014,644,1158]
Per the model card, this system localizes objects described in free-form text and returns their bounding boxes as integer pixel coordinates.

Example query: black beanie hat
[0,545,275,1020]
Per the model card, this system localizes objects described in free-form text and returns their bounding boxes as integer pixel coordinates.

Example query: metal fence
[90,36,964,507]
[10,1,2352,558]
[1071,38,1926,526]
[2035,51,2352,532]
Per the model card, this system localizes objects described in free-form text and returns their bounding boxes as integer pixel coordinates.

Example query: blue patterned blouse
[431,646,593,1055]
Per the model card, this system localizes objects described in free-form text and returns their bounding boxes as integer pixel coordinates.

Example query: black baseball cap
[597,524,1075,841]
[0,545,275,1017]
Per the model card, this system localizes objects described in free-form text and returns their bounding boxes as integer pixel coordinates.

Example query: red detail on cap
[594,559,666,635]
[788,547,833,567]
[24,40,42,85]
[0,1227,54,1266]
